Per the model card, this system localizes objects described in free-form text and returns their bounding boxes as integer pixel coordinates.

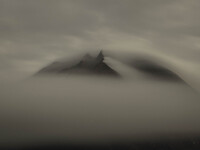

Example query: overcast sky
[0,0,200,77]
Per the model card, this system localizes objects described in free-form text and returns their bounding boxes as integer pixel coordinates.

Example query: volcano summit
[36,51,120,77]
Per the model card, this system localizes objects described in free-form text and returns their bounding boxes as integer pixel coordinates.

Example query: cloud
[0,0,200,76]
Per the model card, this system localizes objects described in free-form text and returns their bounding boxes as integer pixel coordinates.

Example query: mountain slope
[36,51,120,77]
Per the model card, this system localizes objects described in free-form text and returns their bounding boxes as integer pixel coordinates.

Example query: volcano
[36,51,120,77]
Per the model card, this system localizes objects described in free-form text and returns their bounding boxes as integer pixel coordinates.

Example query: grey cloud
[0,0,200,76]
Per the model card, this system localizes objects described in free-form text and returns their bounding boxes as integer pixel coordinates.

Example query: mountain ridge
[36,51,120,77]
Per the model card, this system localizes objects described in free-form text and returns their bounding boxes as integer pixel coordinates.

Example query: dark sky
[0,0,200,77]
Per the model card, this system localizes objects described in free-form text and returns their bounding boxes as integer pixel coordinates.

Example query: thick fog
[1,61,200,146]
[1,0,200,149]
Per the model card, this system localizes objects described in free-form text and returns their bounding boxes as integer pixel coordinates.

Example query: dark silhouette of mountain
[131,58,183,82]
[36,51,185,82]
[36,51,120,77]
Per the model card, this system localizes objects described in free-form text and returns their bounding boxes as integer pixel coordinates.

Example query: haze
[1,0,200,149]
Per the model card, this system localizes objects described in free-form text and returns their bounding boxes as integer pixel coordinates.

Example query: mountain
[36,51,120,77]
[35,51,185,82]
[131,58,183,81]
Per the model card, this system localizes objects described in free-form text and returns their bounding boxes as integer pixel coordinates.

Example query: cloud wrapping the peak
[0,0,200,77]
